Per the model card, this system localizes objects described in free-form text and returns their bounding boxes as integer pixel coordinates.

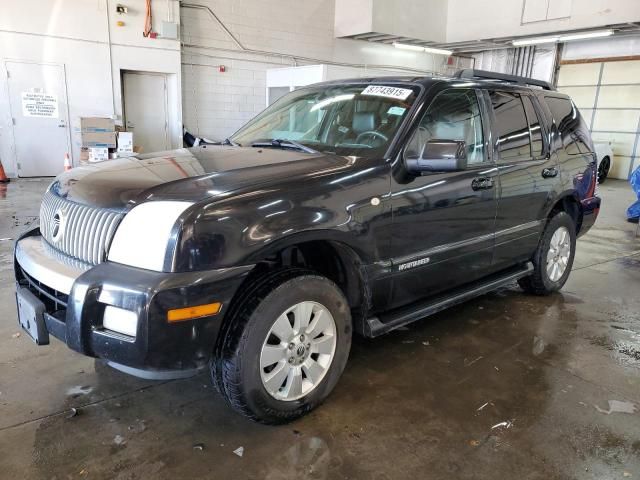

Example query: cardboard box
[74,117,117,148]
[89,147,109,162]
[79,147,90,163]
[117,131,133,152]
[74,117,115,133]
[77,131,117,148]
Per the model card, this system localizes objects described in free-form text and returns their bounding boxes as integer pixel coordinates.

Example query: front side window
[490,91,531,162]
[407,89,486,165]
[230,83,421,159]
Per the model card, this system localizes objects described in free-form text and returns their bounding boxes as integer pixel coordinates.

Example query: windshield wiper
[251,139,317,154]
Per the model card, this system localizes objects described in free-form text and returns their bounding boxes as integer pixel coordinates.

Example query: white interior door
[123,72,169,154]
[6,61,71,177]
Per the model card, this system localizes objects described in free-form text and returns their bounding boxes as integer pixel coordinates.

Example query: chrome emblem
[51,209,64,243]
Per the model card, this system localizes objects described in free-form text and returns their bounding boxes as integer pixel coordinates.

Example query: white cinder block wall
[180,0,451,141]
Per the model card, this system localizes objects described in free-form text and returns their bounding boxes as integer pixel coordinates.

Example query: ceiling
[341,23,640,54]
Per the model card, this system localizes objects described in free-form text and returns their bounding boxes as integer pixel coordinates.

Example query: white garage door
[557,60,640,180]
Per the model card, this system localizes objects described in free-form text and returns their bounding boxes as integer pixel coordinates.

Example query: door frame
[3,59,73,176]
[120,70,170,152]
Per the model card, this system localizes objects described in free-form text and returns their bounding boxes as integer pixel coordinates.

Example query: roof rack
[454,69,554,91]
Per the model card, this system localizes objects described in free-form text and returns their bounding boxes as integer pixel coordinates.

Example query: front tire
[519,211,576,295]
[212,268,352,424]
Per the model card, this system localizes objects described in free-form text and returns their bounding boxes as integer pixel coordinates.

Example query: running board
[364,262,533,338]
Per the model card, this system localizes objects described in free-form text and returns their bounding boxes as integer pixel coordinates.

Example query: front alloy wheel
[260,301,337,401]
[212,269,351,424]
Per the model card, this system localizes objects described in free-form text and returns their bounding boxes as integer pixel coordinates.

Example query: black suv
[15,70,600,423]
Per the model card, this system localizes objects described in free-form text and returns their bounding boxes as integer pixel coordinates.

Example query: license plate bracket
[16,287,49,345]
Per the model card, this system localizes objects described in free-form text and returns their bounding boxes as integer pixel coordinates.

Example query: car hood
[50,146,353,210]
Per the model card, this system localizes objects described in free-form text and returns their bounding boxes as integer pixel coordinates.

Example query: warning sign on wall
[21,92,59,118]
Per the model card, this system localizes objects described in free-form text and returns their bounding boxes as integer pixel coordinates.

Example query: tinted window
[490,91,531,161]
[545,96,592,155]
[231,83,420,159]
[407,89,485,165]
[522,96,544,158]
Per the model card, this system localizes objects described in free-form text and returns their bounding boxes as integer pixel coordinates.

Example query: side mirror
[405,140,468,174]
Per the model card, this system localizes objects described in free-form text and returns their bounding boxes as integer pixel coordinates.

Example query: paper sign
[21,92,59,118]
[361,85,413,100]
[387,106,406,116]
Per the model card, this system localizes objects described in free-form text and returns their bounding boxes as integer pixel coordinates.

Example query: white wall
[180,0,450,141]
[0,0,182,177]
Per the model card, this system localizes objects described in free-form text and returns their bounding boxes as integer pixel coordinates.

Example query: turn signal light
[167,302,221,322]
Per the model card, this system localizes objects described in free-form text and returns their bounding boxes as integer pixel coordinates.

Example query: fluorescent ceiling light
[512,29,614,46]
[512,36,559,46]
[423,46,454,56]
[393,42,453,56]
[393,42,425,52]
[559,29,613,41]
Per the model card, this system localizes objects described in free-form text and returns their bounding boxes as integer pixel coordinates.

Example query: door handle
[471,177,494,191]
[542,167,558,178]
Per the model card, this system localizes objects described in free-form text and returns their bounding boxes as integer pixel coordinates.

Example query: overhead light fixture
[512,36,560,46]
[512,29,614,46]
[423,46,454,56]
[559,29,613,42]
[393,42,426,52]
[393,42,453,56]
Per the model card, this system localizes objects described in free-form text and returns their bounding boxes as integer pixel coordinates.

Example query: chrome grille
[40,190,125,265]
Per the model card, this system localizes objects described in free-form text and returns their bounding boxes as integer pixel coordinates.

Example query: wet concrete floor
[0,178,639,479]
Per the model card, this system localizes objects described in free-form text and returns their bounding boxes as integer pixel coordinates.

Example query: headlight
[108,201,193,271]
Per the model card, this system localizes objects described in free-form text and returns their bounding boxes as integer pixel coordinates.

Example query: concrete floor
[0,178,639,480]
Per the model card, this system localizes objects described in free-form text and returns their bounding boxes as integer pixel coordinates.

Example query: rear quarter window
[545,96,592,155]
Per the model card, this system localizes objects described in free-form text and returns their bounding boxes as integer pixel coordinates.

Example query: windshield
[230,83,421,158]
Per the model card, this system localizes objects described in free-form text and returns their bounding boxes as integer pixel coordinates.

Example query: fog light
[103,306,138,337]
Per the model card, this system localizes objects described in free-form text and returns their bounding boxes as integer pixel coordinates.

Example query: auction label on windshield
[361,85,413,100]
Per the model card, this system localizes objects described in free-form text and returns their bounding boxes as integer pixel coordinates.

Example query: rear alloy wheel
[519,211,576,295]
[598,156,611,184]
[546,226,571,282]
[212,269,351,424]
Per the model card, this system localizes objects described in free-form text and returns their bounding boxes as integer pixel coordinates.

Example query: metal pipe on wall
[179,2,457,76]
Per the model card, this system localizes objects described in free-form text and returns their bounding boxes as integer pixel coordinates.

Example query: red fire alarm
[219,65,226,73]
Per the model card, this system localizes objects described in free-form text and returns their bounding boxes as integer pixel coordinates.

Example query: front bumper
[14,229,252,379]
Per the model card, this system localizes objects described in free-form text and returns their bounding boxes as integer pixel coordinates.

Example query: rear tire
[598,156,611,184]
[518,211,576,295]
[211,268,352,424]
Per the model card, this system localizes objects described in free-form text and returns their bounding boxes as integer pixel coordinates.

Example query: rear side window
[522,96,544,158]
[489,91,531,162]
[545,96,592,155]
